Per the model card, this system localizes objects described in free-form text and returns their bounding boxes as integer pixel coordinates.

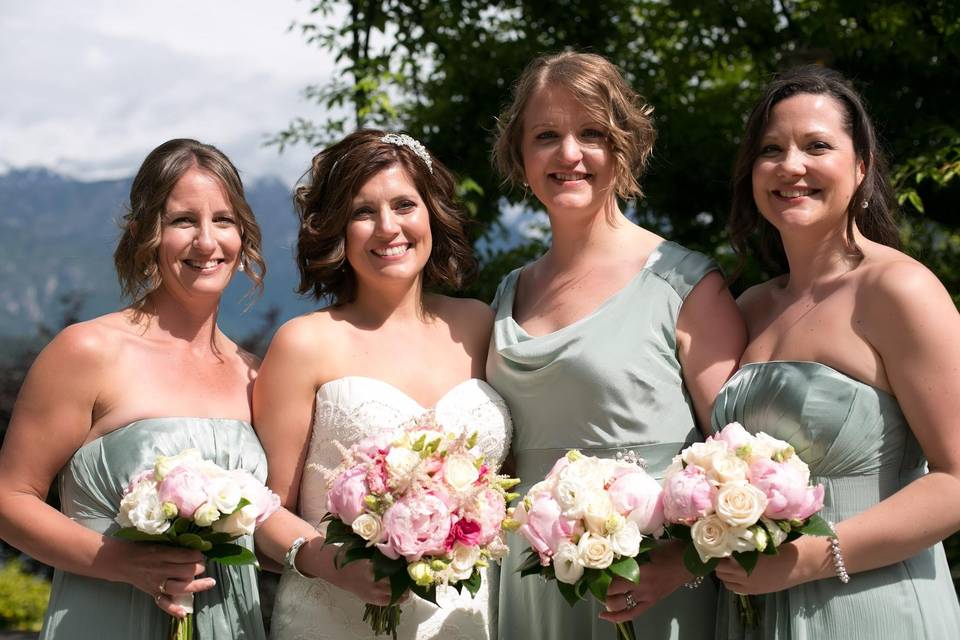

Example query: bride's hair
[294,129,477,304]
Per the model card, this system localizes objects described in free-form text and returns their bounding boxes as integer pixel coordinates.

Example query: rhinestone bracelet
[683,575,704,589]
[285,536,312,579]
[826,522,850,584]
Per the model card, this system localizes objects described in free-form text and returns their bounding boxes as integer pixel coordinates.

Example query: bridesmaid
[0,139,269,639]
[488,52,746,640]
[713,65,960,638]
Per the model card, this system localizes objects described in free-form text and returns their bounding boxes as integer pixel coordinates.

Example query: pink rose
[445,518,482,551]
[469,488,506,545]
[327,466,369,525]
[711,423,753,451]
[608,472,664,535]
[157,466,210,519]
[662,465,716,524]
[378,493,452,561]
[749,458,825,521]
[517,494,575,563]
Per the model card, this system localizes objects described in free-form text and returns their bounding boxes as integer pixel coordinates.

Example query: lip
[549,171,592,186]
[370,243,412,260]
[773,188,820,201]
[181,258,227,274]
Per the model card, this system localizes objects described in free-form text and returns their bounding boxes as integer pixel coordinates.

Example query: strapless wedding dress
[269,376,512,640]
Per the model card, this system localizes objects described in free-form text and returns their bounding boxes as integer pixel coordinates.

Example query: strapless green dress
[40,417,268,640]
[488,241,720,640]
[712,361,960,639]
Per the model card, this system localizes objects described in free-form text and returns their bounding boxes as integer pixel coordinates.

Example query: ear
[855,155,867,187]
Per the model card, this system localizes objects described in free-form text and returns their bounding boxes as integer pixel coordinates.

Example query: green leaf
[733,551,759,575]
[557,580,581,607]
[587,569,613,601]
[682,543,717,577]
[114,527,170,544]
[575,573,592,600]
[608,556,640,584]
[372,553,407,581]
[462,569,482,598]
[323,519,361,545]
[339,545,375,567]
[176,533,212,551]
[796,514,835,537]
[172,518,192,535]
[229,497,251,515]
[205,543,257,566]
[518,551,544,577]
[388,573,411,605]
[907,190,926,213]
[665,524,692,542]
[409,582,438,606]
[199,531,234,545]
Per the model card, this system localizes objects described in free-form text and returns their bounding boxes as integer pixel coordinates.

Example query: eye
[167,215,194,227]
[808,140,833,153]
[582,128,606,139]
[214,215,237,226]
[395,200,417,212]
[351,207,374,220]
[534,130,558,141]
[758,144,781,156]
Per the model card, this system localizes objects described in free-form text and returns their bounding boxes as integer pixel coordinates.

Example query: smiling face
[752,93,865,235]
[520,85,615,217]
[156,166,241,301]
[345,163,432,289]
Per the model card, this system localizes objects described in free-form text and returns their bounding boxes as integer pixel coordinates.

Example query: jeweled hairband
[381,133,433,174]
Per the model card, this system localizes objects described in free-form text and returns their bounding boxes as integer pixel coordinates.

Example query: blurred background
[1,0,957,632]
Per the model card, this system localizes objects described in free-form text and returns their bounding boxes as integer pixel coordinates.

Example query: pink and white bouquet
[319,415,519,638]
[511,450,664,640]
[115,448,281,640]
[662,423,833,625]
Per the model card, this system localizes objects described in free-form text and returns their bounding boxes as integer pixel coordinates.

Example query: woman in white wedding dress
[253,130,512,640]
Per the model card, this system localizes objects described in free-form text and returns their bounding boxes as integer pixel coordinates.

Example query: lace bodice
[270,376,513,640]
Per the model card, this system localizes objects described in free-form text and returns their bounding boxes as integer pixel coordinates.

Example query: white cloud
[0,0,341,183]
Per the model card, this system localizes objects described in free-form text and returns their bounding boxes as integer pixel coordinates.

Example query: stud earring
[861,200,869,209]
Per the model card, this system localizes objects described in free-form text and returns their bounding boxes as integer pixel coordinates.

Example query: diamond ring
[624,591,638,609]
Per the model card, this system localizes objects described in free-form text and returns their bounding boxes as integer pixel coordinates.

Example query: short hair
[294,129,477,304]
[114,138,265,307]
[493,51,656,200]
[729,65,899,275]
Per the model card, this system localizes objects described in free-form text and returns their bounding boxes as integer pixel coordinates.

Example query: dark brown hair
[294,129,477,304]
[729,65,899,275]
[493,51,656,200]
[114,138,265,307]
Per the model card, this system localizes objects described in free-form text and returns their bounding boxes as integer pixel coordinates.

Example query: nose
[559,133,583,164]
[193,221,217,252]
[777,146,806,177]
[374,208,400,236]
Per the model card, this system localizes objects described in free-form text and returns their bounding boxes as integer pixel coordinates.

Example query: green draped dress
[712,361,960,639]
[488,241,720,640]
[40,417,268,640]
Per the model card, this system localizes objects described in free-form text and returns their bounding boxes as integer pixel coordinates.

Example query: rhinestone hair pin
[380,133,433,174]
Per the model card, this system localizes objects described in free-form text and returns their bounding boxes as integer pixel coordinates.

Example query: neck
[142,289,222,350]
[545,198,630,269]
[780,220,863,292]
[351,276,427,326]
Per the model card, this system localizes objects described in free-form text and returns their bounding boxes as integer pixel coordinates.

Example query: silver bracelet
[683,575,704,589]
[826,522,850,584]
[285,536,312,579]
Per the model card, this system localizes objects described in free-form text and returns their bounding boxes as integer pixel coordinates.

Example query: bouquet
[115,449,281,640]
[318,415,519,639]
[512,450,664,640]
[662,423,833,625]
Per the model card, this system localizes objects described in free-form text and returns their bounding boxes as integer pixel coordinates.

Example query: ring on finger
[155,592,163,605]
[158,579,168,595]
[624,591,638,610]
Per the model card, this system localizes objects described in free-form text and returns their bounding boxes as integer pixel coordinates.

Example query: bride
[253,129,512,639]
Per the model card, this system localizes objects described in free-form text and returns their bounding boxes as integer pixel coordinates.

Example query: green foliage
[0,560,51,631]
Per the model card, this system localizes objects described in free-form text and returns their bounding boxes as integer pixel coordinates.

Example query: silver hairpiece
[380,133,433,174]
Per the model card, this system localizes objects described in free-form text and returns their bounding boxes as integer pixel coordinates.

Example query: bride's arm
[252,316,394,605]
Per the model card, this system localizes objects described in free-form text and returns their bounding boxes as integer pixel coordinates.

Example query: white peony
[208,477,243,514]
[448,542,481,581]
[385,447,421,483]
[554,476,593,519]
[752,433,791,460]
[351,513,385,544]
[192,501,221,527]
[443,454,480,492]
[118,482,170,535]
[577,532,615,569]
[553,541,585,584]
[690,513,756,562]
[211,503,258,537]
[681,440,729,474]
[609,520,642,558]
[715,483,768,528]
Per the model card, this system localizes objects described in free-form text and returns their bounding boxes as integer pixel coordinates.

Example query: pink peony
[546,456,570,480]
[470,488,507,545]
[378,493,452,561]
[609,472,665,535]
[237,472,281,525]
[327,466,369,525]
[157,466,210,519]
[125,469,156,495]
[711,423,753,451]
[749,458,825,521]
[355,434,391,458]
[445,518,482,551]
[516,494,575,563]
[366,459,388,495]
[662,465,716,524]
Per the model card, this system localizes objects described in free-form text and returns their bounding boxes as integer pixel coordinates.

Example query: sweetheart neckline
[315,376,495,411]
[733,360,896,399]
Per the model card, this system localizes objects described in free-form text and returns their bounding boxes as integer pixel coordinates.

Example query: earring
[861,200,869,209]
[237,260,245,273]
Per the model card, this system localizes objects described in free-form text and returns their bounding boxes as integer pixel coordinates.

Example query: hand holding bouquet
[511,450,664,640]
[115,449,281,640]
[319,415,518,639]
[662,423,833,625]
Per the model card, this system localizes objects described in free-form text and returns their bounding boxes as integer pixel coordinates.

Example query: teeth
[185,260,220,269]
[374,245,409,257]
[553,173,588,181]
[780,189,815,198]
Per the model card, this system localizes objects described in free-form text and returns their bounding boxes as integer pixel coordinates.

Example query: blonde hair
[493,51,656,200]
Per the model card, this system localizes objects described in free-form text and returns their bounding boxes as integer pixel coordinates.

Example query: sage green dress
[712,361,960,639]
[488,241,719,640]
[40,417,268,640]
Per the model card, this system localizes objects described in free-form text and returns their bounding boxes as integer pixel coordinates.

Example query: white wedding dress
[269,376,513,640]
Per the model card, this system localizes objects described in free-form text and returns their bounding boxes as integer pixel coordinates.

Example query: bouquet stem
[168,614,192,640]
[615,620,637,640]
[363,603,402,638]
[737,594,759,628]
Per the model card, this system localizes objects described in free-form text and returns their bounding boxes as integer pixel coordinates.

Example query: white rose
[192,501,221,527]
[715,483,768,528]
[117,482,170,535]
[208,478,243,514]
[761,517,788,548]
[690,513,755,562]
[351,513,385,544]
[154,449,203,481]
[211,503,258,537]
[449,542,481,581]
[752,433,790,460]
[708,454,749,485]
[553,541,584,584]
[554,477,592,519]
[385,448,421,483]
[443,454,480,492]
[560,458,605,490]
[577,532,614,569]
[581,492,615,534]
[609,520,642,558]
[681,440,729,474]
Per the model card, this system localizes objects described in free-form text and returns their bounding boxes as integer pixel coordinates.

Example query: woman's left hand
[598,541,691,623]
[715,537,830,595]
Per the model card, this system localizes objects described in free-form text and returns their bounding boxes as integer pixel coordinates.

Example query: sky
[0,0,339,183]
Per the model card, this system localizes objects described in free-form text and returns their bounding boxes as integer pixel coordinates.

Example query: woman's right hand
[108,540,216,617]
[298,538,397,606]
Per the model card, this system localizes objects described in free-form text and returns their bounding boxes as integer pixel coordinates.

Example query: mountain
[0,168,315,341]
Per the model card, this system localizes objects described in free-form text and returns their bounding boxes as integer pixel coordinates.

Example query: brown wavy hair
[728,65,899,275]
[493,51,656,201]
[294,129,477,304]
[114,138,265,308]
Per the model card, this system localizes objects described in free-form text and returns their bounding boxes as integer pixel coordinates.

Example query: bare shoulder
[734,277,782,322]
[37,314,126,371]
[432,295,494,334]
[859,248,948,300]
